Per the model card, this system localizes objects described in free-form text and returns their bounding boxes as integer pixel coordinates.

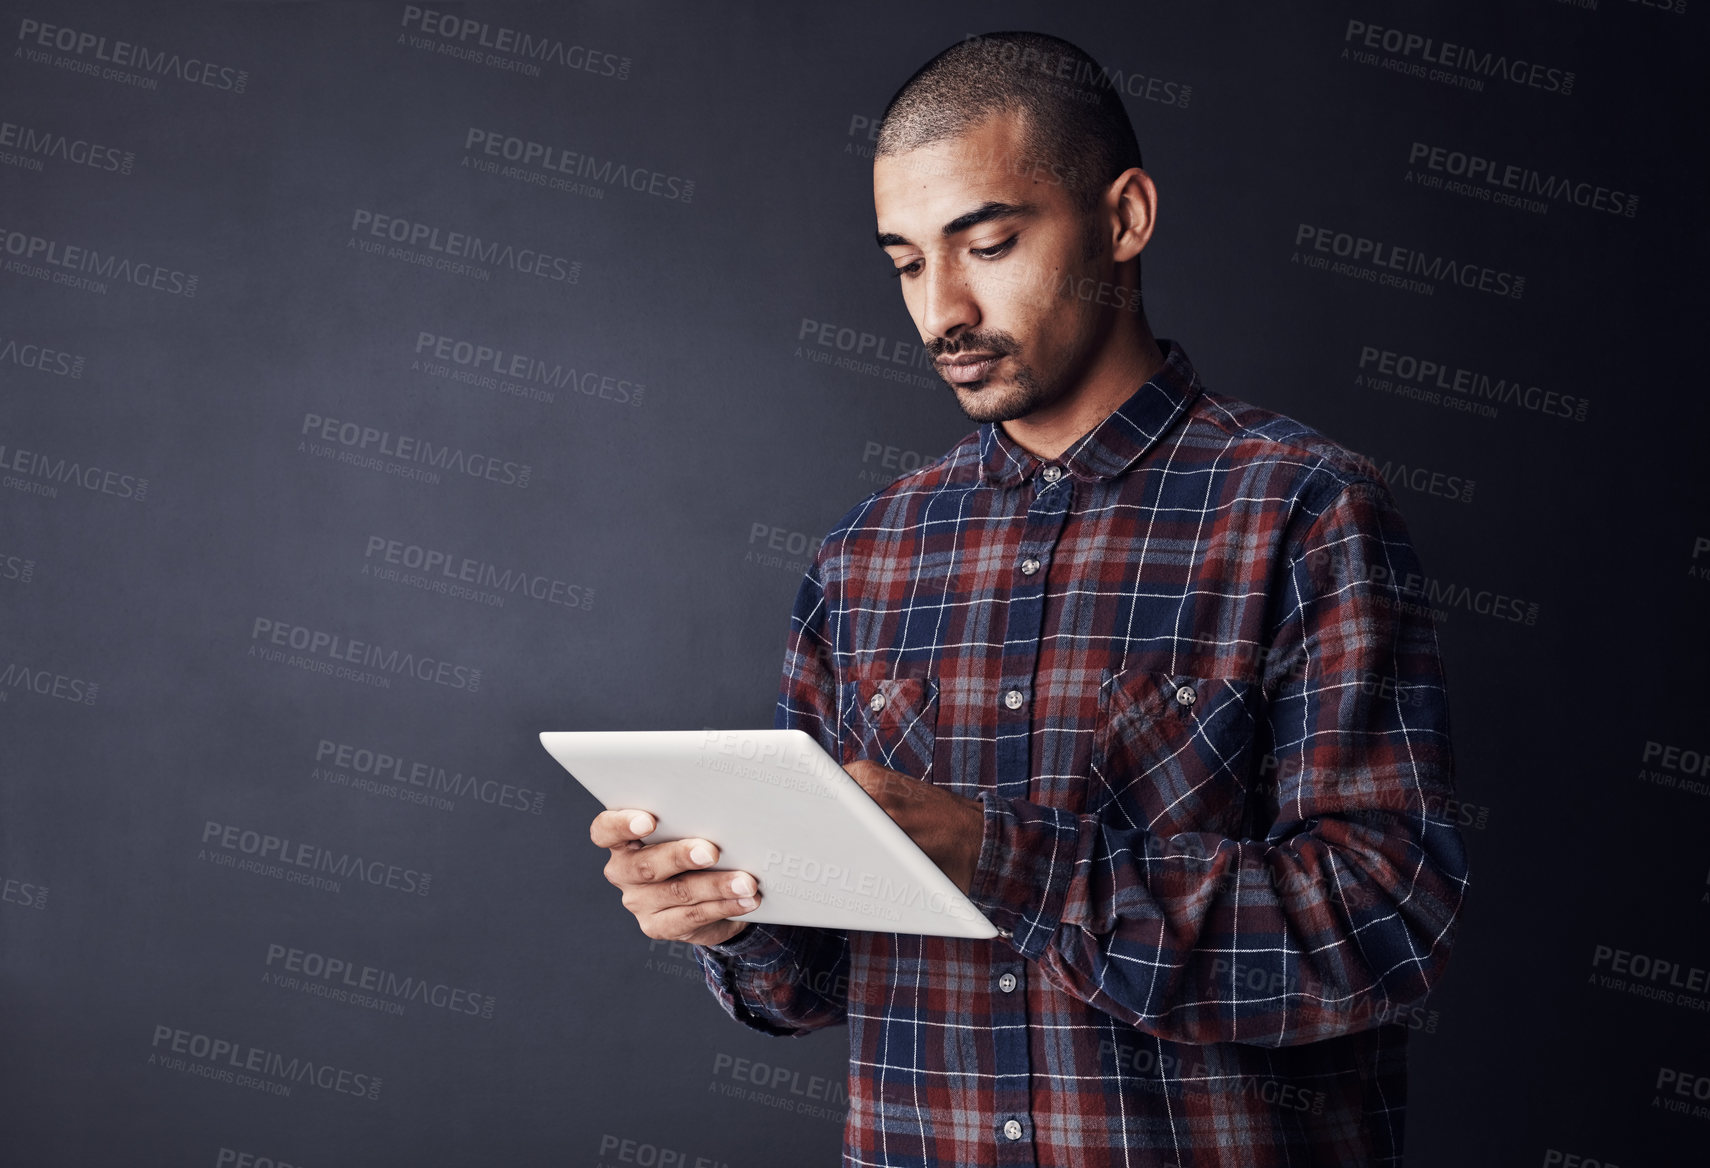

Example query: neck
[1000,316,1166,462]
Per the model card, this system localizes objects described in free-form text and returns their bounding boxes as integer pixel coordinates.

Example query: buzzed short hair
[875,31,1144,213]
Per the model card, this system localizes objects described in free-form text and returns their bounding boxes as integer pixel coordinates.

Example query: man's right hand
[591,808,761,947]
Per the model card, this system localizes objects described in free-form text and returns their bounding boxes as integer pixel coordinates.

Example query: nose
[919,256,978,342]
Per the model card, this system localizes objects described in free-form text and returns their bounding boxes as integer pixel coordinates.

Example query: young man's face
[873,110,1113,424]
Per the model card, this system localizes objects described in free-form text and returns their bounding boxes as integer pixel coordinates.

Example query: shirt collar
[977,337,1203,488]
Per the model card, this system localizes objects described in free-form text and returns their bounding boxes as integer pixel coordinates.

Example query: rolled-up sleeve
[966,475,1471,1048]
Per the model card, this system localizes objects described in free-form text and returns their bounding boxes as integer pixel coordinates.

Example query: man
[590,30,1470,1168]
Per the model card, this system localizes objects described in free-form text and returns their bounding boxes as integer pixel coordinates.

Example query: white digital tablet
[540,728,998,939]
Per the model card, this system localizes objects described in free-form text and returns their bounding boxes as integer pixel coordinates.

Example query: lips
[937,354,1002,385]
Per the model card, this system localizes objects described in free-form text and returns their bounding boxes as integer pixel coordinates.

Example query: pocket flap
[839,674,940,779]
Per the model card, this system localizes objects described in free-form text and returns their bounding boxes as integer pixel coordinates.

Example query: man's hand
[591,809,761,947]
[844,759,985,894]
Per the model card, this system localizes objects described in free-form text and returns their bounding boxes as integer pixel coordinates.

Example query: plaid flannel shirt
[694,339,1470,1167]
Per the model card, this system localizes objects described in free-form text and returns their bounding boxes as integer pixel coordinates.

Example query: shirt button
[998,971,1018,993]
[869,692,886,712]
[1003,689,1024,710]
[1019,556,1040,575]
[1003,1119,1023,1140]
[1175,685,1196,707]
[1041,465,1062,483]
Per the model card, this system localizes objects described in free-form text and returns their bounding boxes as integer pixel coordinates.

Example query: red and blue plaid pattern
[696,340,1470,1167]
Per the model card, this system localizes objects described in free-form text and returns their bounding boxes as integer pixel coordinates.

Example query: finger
[626,868,758,915]
[607,836,722,887]
[639,887,764,941]
[590,807,657,849]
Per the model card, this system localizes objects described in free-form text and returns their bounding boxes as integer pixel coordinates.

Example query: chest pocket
[1088,668,1259,838]
[837,674,939,782]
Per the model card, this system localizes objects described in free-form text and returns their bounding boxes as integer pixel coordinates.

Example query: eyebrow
[874,200,1037,249]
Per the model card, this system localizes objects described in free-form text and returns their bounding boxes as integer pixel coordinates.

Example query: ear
[1108,167,1157,263]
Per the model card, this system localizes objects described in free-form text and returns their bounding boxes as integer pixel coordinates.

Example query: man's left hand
[844,759,985,895]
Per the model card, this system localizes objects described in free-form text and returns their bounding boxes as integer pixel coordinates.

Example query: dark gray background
[3,2,1706,1165]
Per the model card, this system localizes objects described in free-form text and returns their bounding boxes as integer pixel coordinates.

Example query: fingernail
[737,897,757,910]
[730,874,754,896]
[629,814,652,835]
[689,843,714,866]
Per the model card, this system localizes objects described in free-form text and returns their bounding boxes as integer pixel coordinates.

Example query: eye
[889,235,1018,280]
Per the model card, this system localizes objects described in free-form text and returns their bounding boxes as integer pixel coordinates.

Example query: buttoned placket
[989,459,1073,1164]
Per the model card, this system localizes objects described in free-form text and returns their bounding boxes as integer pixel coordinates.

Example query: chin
[957,398,1022,425]
[951,380,1020,420]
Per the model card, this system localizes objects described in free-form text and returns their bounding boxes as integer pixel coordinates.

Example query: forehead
[872,111,1069,237]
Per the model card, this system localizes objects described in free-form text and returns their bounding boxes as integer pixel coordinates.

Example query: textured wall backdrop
[2,2,1706,1165]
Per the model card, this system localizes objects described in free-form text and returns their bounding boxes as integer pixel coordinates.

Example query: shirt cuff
[699,920,791,963]
[966,790,1081,960]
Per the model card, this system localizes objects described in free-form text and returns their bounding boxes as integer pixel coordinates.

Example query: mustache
[928,332,1016,360]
